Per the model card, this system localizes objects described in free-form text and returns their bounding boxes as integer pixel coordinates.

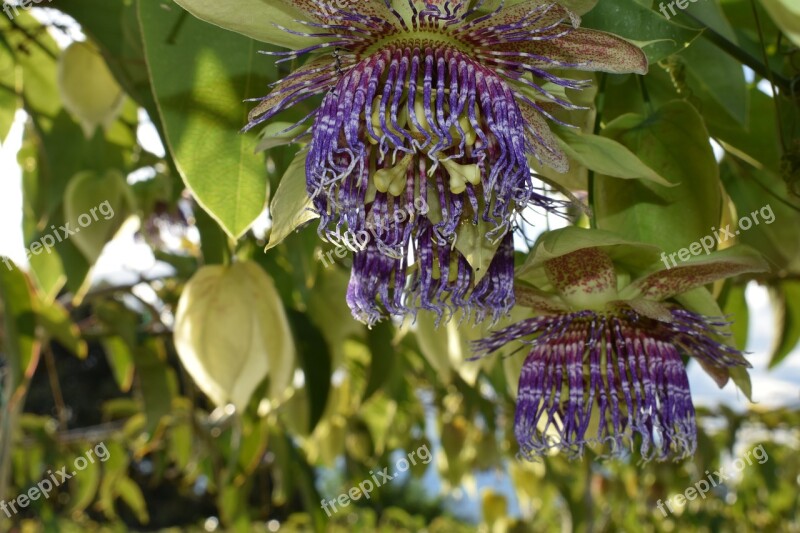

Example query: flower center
[362,29,471,57]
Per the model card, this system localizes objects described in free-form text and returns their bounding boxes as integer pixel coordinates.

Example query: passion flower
[179,0,648,322]
[474,228,768,461]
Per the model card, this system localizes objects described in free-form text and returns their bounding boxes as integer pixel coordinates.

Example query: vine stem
[587,73,608,229]
[749,0,788,152]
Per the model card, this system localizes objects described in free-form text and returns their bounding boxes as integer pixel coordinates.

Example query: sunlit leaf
[174,261,295,411]
[139,1,274,239]
[594,101,722,254]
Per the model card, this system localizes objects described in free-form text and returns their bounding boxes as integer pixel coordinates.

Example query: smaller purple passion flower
[237,0,647,324]
[473,228,769,462]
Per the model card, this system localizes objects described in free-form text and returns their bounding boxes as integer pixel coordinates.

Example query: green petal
[173,0,317,49]
[514,285,567,313]
[511,27,648,75]
[520,105,569,173]
[619,246,769,302]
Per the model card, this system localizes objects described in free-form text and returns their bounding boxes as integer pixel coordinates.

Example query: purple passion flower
[191,0,647,323]
[474,229,768,461]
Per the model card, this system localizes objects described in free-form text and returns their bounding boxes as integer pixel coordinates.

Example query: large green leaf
[553,125,671,186]
[679,37,748,126]
[173,0,315,49]
[593,100,722,253]
[139,1,274,239]
[581,0,702,63]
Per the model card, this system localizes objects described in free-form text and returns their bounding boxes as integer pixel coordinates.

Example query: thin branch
[43,344,68,432]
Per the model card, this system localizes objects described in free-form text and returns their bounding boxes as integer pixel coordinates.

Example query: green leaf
[554,125,671,186]
[66,453,101,514]
[265,148,317,250]
[414,312,453,384]
[116,476,150,524]
[642,0,752,131]
[136,338,175,436]
[96,441,129,520]
[102,336,135,393]
[581,0,702,63]
[139,1,273,239]
[173,0,316,49]
[680,37,748,126]
[305,265,363,369]
[768,280,800,369]
[593,101,722,254]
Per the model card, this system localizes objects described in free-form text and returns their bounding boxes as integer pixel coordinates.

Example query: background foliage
[0,0,798,531]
